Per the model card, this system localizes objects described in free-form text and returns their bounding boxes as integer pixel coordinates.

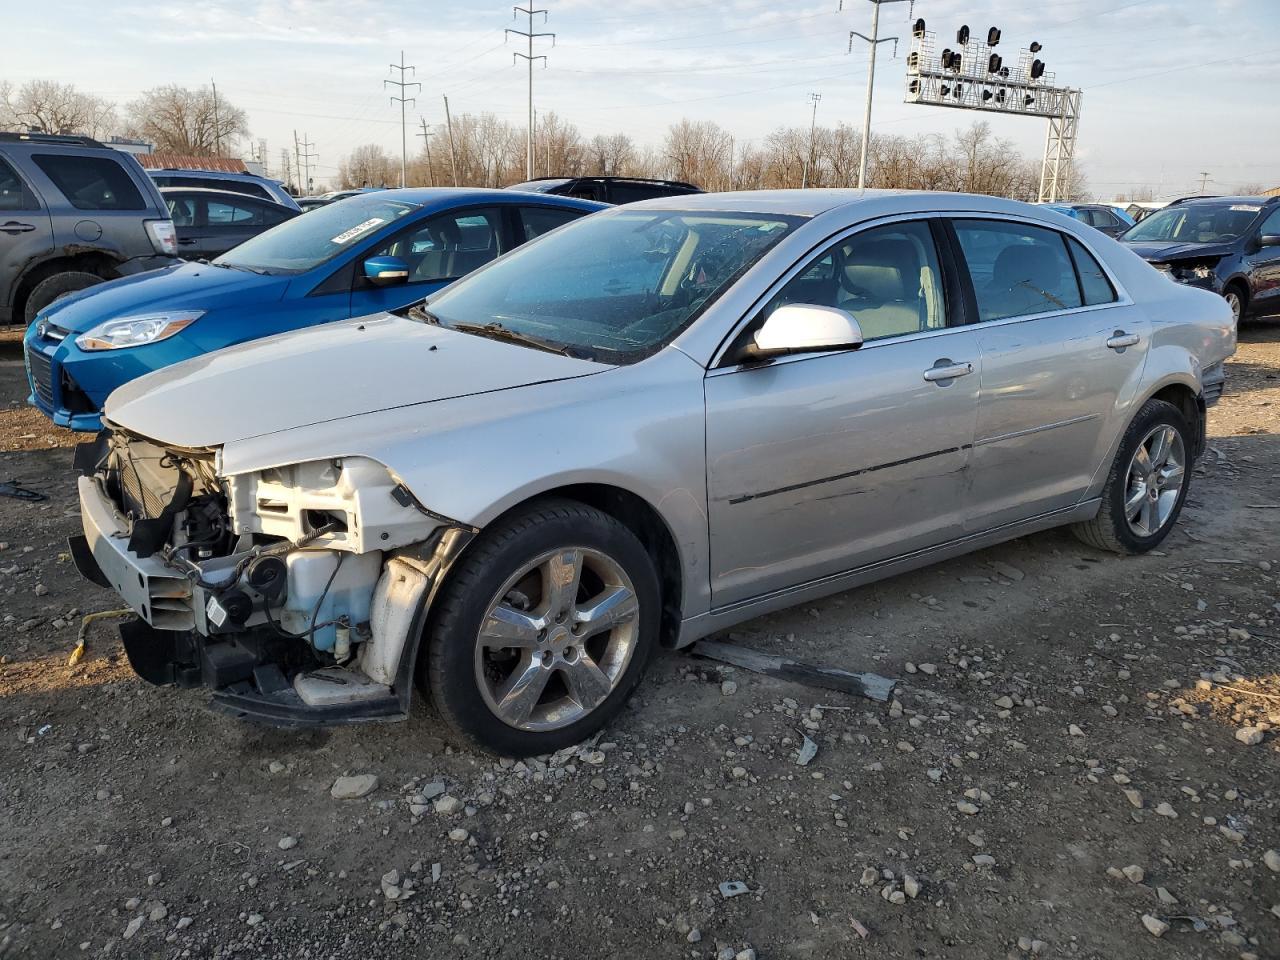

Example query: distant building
[107,136,153,156]
[1263,186,1280,197]
[135,153,249,174]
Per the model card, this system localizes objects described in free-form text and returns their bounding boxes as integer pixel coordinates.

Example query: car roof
[158,186,293,205]
[1177,195,1276,206]
[617,188,1063,220]
[368,186,607,211]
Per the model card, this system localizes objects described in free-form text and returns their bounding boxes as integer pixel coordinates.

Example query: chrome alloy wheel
[1124,424,1186,537]
[474,547,640,731]
[1224,290,1242,324]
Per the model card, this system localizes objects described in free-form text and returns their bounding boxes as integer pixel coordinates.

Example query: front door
[949,217,1151,530]
[705,218,980,607]
[1244,207,1280,317]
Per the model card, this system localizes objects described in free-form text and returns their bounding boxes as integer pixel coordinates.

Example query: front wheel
[422,499,659,756]
[1072,399,1192,554]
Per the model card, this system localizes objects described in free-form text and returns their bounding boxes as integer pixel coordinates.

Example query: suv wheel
[24,271,104,324]
[1072,399,1192,554]
[423,499,659,756]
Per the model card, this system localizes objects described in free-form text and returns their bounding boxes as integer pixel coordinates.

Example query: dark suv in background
[0,133,177,324]
[1120,195,1280,324]
[506,176,702,205]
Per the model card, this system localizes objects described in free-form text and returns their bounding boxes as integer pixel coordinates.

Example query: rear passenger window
[0,157,36,211]
[208,199,260,225]
[765,220,947,342]
[953,220,1083,322]
[32,154,145,211]
[518,206,583,242]
[1067,237,1117,306]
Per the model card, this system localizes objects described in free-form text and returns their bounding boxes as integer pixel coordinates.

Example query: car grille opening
[25,347,55,407]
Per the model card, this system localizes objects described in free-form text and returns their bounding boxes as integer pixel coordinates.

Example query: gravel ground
[1,323,1278,960]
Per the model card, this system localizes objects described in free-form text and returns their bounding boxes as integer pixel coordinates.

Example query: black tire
[422,499,660,756]
[24,271,105,324]
[1072,398,1192,554]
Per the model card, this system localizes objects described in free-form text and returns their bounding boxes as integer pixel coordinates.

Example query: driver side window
[764,220,947,342]
[368,207,503,284]
[1260,208,1280,239]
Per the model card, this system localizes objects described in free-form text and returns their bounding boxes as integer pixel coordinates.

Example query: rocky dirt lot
[1,325,1278,960]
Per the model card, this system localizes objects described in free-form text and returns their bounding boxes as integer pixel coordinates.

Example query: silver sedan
[74,190,1235,755]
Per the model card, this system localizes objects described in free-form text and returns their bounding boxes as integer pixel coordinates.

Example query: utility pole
[847,0,908,189]
[416,118,436,187]
[506,4,555,180]
[801,92,822,189]
[442,95,460,186]
[385,51,421,188]
[1198,171,1211,192]
[211,78,221,156]
[294,131,317,195]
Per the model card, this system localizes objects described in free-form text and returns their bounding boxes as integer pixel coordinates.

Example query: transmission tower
[293,130,317,195]
[416,118,436,187]
[507,5,555,180]
[385,51,421,188]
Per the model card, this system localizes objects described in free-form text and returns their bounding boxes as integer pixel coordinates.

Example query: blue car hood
[1123,240,1235,262]
[42,261,290,334]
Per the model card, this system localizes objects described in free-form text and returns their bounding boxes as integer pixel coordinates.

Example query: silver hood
[104,313,611,448]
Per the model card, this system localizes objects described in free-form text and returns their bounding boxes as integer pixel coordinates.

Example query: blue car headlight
[74,311,205,352]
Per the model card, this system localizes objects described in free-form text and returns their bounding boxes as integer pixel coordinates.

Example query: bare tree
[586,133,635,176]
[337,144,395,188]
[664,119,733,190]
[0,80,116,138]
[126,85,248,155]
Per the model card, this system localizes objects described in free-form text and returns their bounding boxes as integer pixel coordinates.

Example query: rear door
[0,154,53,319]
[203,195,290,258]
[949,217,1149,531]
[26,151,153,260]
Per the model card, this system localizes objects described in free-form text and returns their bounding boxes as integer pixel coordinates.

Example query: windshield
[215,195,418,274]
[1123,202,1262,244]
[420,209,802,363]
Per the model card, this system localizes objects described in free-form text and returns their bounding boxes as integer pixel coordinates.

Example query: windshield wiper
[217,262,270,275]
[449,321,580,358]
[407,303,440,324]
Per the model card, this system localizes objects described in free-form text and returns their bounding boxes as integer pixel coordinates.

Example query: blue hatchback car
[23,188,604,430]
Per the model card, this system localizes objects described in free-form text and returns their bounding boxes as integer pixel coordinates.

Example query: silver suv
[72,190,1235,755]
[0,133,177,324]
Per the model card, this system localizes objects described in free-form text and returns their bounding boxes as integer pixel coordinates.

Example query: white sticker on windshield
[1230,205,1261,212]
[330,217,387,244]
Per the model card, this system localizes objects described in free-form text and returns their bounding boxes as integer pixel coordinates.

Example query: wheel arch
[14,252,123,320]
[444,482,687,649]
[1144,377,1206,460]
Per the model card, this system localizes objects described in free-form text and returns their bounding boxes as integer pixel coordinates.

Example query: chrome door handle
[1106,331,1140,349]
[922,361,974,382]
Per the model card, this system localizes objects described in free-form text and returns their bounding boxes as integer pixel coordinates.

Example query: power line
[506,4,555,180]
[385,50,421,188]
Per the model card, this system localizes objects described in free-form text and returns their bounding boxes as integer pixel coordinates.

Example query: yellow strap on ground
[68,609,133,667]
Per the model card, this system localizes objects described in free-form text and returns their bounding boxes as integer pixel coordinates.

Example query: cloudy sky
[6,0,1278,197]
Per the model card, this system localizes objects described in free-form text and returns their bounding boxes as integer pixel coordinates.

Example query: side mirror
[364,255,410,287]
[1260,234,1280,249]
[741,303,864,362]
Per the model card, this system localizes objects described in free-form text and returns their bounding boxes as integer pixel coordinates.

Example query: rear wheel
[423,499,659,756]
[1072,399,1192,554]
[24,271,104,324]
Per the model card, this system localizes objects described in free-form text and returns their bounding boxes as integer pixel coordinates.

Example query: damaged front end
[70,428,473,726]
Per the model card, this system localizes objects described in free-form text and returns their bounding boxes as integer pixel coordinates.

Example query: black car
[506,176,702,205]
[161,187,298,260]
[0,132,177,324]
[1120,195,1280,324]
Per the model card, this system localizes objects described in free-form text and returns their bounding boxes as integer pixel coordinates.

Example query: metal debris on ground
[850,917,871,939]
[795,734,818,766]
[692,639,896,702]
[68,609,134,666]
[0,480,46,502]
[719,881,750,899]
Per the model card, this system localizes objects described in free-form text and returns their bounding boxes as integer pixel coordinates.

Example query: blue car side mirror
[364,256,410,287]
